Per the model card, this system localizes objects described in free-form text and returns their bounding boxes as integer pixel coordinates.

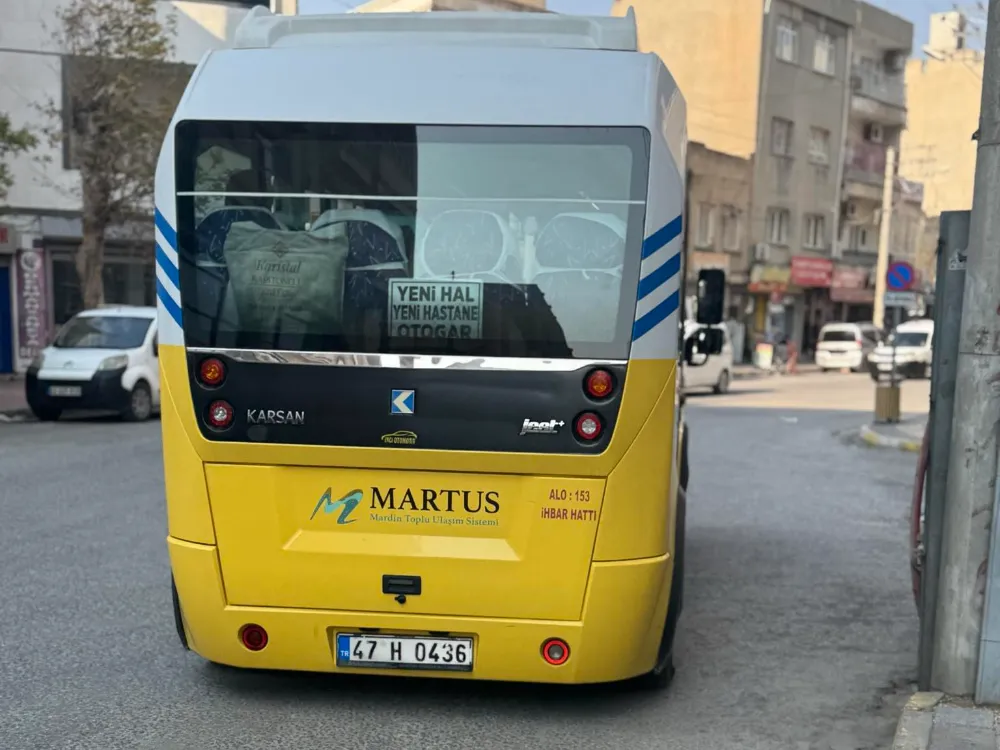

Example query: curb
[893,692,941,750]
[0,408,33,423]
[859,424,923,452]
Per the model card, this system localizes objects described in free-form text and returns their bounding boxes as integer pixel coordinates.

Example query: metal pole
[873,145,896,330]
[933,0,1000,697]
[919,211,970,691]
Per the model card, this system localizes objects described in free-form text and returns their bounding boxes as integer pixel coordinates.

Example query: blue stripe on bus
[641,215,682,259]
[155,242,180,290]
[636,251,681,301]
[154,208,177,250]
[157,279,183,327]
[632,289,679,342]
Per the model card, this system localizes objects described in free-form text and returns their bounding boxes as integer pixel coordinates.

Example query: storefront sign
[748,265,791,294]
[831,265,874,304]
[15,245,50,364]
[790,256,833,288]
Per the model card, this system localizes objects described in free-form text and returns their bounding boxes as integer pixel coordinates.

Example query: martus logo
[370,487,499,514]
[310,488,362,524]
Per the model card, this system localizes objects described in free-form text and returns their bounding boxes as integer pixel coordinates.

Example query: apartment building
[0,0,249,374]
[685,143,754,315]
[615,0,916,350]
[900,11,983,218]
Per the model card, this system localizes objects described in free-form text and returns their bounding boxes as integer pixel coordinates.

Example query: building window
[776,18,798,63]
[813,32,836,75]
[696,202,715,247]
[805,214,825,248]
[849,225,870,251]
[772,118,793,156]
[809,127,830,164]
[721,206,740,251]
[767,208,791,245]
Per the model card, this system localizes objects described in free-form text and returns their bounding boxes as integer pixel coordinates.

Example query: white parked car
[867,318,934,381]
[815,321,882,372]
[25,306,160,422]
[681,322,734,394]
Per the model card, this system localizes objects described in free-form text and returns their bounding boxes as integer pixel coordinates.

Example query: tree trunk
[76,186,107,310]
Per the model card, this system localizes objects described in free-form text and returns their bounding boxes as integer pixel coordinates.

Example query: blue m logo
[310,488,362,524]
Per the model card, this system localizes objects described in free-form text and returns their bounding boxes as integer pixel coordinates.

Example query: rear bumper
[168,536,673,684]
[25,367,130,413]
[815,349,863,369]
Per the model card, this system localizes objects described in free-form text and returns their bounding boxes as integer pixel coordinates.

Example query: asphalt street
[0,372,922,750]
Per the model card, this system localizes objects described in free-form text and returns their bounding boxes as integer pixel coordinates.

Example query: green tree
[0,114,37,202]
[42,0,187,309]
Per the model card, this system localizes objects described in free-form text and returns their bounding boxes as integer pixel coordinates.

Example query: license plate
[48,385,82,397]
[336,633,474,672]
[877,363,893,371]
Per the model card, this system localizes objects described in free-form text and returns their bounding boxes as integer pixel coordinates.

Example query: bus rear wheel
[635,486,685,691]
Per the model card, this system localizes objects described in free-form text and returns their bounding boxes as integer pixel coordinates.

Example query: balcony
[844,141,886,189]
[851,66,907,127]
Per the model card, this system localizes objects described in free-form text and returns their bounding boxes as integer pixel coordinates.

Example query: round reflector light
[207,400,234,430]
[199,357,226,387]
[541,638,570,666]
[575,412,602,441]
[585,369,614,399]
[240,623,268,651]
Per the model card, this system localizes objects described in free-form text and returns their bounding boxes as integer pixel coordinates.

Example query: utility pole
[873,145,896,330]
[933,0,1000,697]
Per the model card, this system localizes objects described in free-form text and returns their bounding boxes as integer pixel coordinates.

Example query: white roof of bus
[235,7,639,51]
[174,9,676,129]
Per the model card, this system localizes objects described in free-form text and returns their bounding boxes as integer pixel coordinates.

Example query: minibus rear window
[820,330,857,342]
[173,121,650,360]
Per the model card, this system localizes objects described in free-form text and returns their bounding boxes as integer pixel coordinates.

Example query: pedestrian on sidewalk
[786,339,799,374]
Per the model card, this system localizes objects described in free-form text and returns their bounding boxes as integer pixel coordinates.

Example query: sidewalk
[732,362,821,380]
[894,692,1000,749]
[860,415,926,453]
[0,375,29,420]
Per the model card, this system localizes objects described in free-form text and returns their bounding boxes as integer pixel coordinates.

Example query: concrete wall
[0,0,248,216]
[900,53,982,217]
[611,0,764,159]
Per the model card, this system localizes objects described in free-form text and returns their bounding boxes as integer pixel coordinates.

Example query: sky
[295,0,962,51]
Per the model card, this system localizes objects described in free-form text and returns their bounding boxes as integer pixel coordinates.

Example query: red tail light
[198,357,226,387]
[575,412,603,441]
[541,638,570,665]
[206,400,234,430]
[584,368,614,400]
[240,624,268,651]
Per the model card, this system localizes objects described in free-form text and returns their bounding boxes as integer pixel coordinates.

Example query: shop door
[0,266,11,373]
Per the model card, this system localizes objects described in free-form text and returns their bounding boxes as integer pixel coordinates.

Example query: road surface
[0,371,921,749]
